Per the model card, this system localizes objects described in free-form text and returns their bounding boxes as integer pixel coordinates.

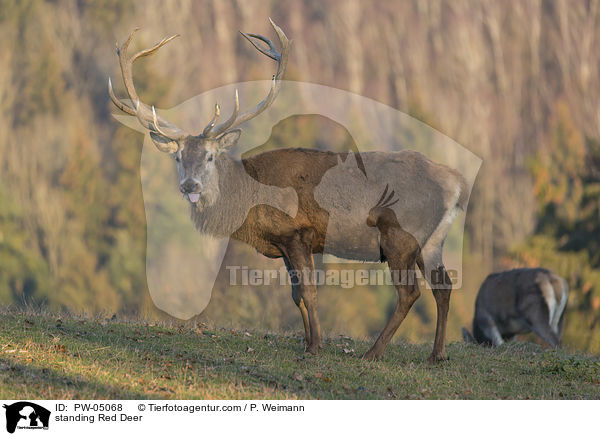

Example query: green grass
[0,309,598,399]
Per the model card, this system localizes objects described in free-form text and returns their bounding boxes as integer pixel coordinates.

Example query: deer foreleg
[283,231,322,354]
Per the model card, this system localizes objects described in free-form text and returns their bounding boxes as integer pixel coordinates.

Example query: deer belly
[321,215,381,261]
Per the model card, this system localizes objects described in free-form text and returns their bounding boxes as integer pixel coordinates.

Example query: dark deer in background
[462,268,569,347]
[108,20,469,362]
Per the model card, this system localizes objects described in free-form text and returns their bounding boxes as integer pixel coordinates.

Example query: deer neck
[190,154,296,237]
[190,155,250,237]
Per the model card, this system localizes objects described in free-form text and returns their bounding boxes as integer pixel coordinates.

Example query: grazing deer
[462,268,569,347]
[108,19,469,362]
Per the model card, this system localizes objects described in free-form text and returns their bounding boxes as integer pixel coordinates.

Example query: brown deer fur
[109,21,469,362]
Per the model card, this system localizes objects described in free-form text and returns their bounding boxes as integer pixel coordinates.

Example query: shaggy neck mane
[190,154,255,237]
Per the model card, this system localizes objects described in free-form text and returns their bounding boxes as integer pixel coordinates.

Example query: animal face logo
[3,402,50,434]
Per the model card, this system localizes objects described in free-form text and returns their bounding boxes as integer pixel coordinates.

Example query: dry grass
[0,308,598,399]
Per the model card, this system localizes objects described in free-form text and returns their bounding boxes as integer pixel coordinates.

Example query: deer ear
[149,132,179,154]
[216,129,241,152]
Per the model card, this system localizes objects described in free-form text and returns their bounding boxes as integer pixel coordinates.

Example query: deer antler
[108,29,188,144]
[201,18,290,138]
[109,20,291,145]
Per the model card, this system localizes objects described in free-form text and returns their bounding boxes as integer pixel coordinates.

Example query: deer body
[218,149,467,261]
[189,146,467,361]
[463,268,569,347]
[109,20,468,361]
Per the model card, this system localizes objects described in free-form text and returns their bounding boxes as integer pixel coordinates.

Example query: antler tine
[268,17,290,81]
[204,89,240,137]
[133,98,150,130]
[152,105,176,138]
[203,18,290,138]
[109,28,187,143]
[240,32,280,61]
[202,103,221,137]
[117,27,140,59]
[115,28,141,106]
[108,77,136,115]
[130,34,180,63]
[117,29,179,105]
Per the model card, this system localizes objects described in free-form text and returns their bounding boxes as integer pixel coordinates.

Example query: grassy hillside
[0,309,598,400]
[2,0,600,354]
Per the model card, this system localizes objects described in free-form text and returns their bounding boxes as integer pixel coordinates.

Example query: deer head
[108,19,290,206]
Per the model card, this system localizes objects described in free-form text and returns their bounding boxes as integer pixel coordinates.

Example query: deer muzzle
[180,179,201,203]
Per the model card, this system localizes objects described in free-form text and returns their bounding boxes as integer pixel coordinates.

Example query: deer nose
[180,179,200,194]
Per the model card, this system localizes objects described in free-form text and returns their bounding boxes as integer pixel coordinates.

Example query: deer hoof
[306,344,320,355]
[362,350,382,361]
[426,353,449,364]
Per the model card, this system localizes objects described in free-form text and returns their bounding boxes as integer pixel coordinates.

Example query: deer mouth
[187,193,201,203]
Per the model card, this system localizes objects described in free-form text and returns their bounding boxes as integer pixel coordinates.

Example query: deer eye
[174,155,181,163]
[207,154,213,162]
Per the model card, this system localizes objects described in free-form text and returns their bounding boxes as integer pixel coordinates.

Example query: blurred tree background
[0,0,598,352]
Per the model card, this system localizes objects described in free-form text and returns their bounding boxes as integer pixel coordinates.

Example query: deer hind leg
[527,317,560,348]
[363,229,421,361]
[283,232,322,354]
[518,295,560,348]
[557,309,566,343]
[421,247,453,362]
[430,286,452,361]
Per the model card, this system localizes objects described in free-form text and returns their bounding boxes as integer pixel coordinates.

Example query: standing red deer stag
[108,19,469,362]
